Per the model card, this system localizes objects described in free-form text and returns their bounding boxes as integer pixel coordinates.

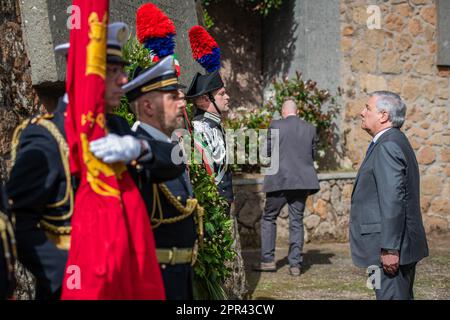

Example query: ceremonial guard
[186,26,247,299]
[186,26,233,205]
[7,54,73,299]
[119,4,202,300]
[124,56,201,300]
[0,182,16,299]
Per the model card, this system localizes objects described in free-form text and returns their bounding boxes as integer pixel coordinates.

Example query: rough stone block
[19,0,200,88]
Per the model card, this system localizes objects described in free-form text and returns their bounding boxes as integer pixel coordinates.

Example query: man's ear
[380,110,390,124]
[142,98,154,117]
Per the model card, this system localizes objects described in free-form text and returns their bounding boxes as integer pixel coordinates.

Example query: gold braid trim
[150,184,163,229]
[0,212,17,279]
[150,183,204,244]
[35,118,73,218]
[158,183,198,216]
[150,183,205,245]
[10,119,31,166]
[39,219,72,235]
[196,206,205,247]
[151,183,197,226]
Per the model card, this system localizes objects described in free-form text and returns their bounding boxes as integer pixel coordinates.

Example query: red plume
[136,3,176,43]
[188,26,218,60]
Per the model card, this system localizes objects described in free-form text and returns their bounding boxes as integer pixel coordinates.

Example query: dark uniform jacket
[7,98,71,298]
[129,122,198,300]
[192,110,234,203]
[130,122,197,249]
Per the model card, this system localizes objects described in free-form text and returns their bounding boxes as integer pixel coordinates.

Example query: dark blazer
[350,128,429,268]
[263,116,320,194]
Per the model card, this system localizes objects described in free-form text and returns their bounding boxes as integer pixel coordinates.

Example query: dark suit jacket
[350,128,429,268]
[263,116,320,194]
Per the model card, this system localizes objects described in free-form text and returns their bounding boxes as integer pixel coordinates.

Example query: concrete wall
[207,1,263,110]
[437,0,450,66]
[19,0,200,91]
[263,0,341,99]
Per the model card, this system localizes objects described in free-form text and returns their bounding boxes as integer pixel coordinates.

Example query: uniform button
[8,199,13,206]
[177,196,182,201]
[161,264,166,270]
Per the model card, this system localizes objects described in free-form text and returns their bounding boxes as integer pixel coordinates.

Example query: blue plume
[197,47,221,73]
[143,34,176,59]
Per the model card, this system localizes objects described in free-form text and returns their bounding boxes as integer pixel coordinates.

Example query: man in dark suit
[350,91,428,300]
[254,99,320,276]
[123,56,199,300]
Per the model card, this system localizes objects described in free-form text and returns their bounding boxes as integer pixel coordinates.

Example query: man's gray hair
[370,91,406,128]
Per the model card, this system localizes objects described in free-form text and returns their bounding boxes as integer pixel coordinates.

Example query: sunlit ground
[244,234,450,300]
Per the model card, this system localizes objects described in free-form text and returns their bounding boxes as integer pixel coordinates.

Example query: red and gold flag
[62,0,165,300]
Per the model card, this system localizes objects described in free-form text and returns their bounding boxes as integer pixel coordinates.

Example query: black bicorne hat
[185,70,224,99]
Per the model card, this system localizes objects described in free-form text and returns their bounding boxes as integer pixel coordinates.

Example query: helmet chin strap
[207,92,222,116]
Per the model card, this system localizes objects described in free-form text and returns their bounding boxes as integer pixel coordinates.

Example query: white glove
[89,133,143,164]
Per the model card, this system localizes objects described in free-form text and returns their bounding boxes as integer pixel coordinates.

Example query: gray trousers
[370,262,417,300]
[261,190,308,267]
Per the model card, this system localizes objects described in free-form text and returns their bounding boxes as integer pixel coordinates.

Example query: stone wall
[340,0,450,233]
[234,173,356,248]
[207,0,449,235]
